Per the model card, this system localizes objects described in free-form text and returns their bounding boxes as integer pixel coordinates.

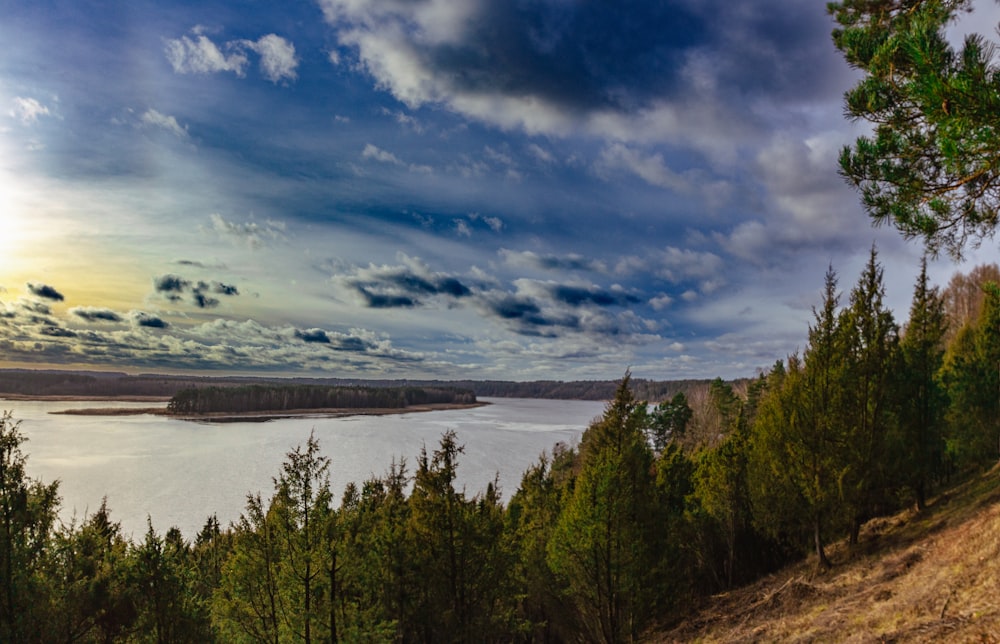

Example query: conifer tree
[898,256,948,509]
[548,374,656,642]
[838,247,900,543]
[830,0,1000,256]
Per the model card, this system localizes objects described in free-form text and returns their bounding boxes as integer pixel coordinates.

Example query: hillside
[653,467,1000,642]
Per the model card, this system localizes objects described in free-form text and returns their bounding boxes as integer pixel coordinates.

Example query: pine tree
[830,0,1000,257]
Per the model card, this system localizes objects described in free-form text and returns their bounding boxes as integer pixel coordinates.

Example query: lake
[2,398,606,540]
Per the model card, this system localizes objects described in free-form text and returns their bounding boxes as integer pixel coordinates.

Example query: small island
[53,383,484,421]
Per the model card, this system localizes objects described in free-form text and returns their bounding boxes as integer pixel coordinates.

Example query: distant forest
[166,384,478,415]
[0,368,712,402]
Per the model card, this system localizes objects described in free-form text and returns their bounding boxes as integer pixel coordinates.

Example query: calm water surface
[3,398,605,540]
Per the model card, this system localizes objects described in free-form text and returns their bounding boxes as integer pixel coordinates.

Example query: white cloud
[164,31,249,76]
[207,213,286,249]
[650,293,673,310]
[9,97,51,124]
[468,212,503,232]
[454,219,472,237]
[165,29,298,84]
[141,109,188,138]
[361,143,403,165]
[245,34,299,83]
[597,142,690,193]
[656,246,725,284]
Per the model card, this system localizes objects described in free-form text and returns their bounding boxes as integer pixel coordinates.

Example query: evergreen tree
[942,281,1000,467]
[830,0,1000,256]
[646,392,693,453]
[0,411,61,642]
[898,256,948,509]
[548,374,656,642]
[750,268,848,569]
[838,246,900,543]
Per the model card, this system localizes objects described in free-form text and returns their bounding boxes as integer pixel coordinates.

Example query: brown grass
[651,467,1000,642]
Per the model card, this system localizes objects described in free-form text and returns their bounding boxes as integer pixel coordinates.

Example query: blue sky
[2,0,999,381]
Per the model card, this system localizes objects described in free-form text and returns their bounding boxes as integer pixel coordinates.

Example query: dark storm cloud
[322,0,848,137]
[27,283,65,301]
[193,292,220,309]
[348,264,472,309]
[71,307,123,323]
[20,300,51,315]
[295,328,331,343]
[212,282,239,296]
[154,275,238,308]
[549,285,641,308]
[154,274,191,294]
[133,312,169,329]
[325,0,702,111]
[40,326,77,338]
[358,288,418,309]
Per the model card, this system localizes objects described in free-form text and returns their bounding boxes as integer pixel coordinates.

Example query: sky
[2,0,1000,382]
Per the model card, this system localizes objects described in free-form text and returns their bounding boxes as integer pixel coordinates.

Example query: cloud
[295,328,331,343]
[9,97,51,124]
[165,28,298,83]
[343,257,473,308]
[317,0,846,149]
[19,299,51,315]
[597,143,690,193]
[141,109,189,138]
[500,249,608,274]
[70,307,123,323]
[154,274,190,296]
[39,326,77,338]
[244,34,299,83]
[207,213,286,249]
[468,212,503,232]
[27,283,65,301]
[361,143,402,165]
[132,312,170,329]
[192,292,220,309]
[153,275,239,308]
[164,29,249,76]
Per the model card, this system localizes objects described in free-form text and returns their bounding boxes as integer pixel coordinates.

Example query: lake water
[2,398,606,541]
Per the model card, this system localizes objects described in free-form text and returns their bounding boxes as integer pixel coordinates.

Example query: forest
[0,369,705,403]
[165,384,478,415]
[2,252,1000,642]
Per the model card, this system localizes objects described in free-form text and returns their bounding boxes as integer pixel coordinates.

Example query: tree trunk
[814,514,831,570]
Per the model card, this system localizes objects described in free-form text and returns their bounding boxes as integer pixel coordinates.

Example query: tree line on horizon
[2,254,1000,642]
[165,384,478,415]
[0,368,709,403]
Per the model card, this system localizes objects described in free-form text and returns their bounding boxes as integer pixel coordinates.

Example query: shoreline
[40,400,489,422]
[1,394,172,403]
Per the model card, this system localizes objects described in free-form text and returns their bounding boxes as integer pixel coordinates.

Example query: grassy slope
[652,467,1000,642]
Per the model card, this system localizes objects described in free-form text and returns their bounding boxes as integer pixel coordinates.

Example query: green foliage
[830,0,1000,256]
[837,247,900,542]
[897,257,949,508]
[0,410,61,642]
[646,392,693,453]
[548,374,657,642]
[942,281,1000,468]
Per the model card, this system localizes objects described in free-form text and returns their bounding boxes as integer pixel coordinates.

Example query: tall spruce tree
[548,374,656,642]
[898,256,948,509]
[838,247,900,543]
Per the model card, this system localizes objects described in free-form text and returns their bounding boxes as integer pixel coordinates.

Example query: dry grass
[652,467,1000,642]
